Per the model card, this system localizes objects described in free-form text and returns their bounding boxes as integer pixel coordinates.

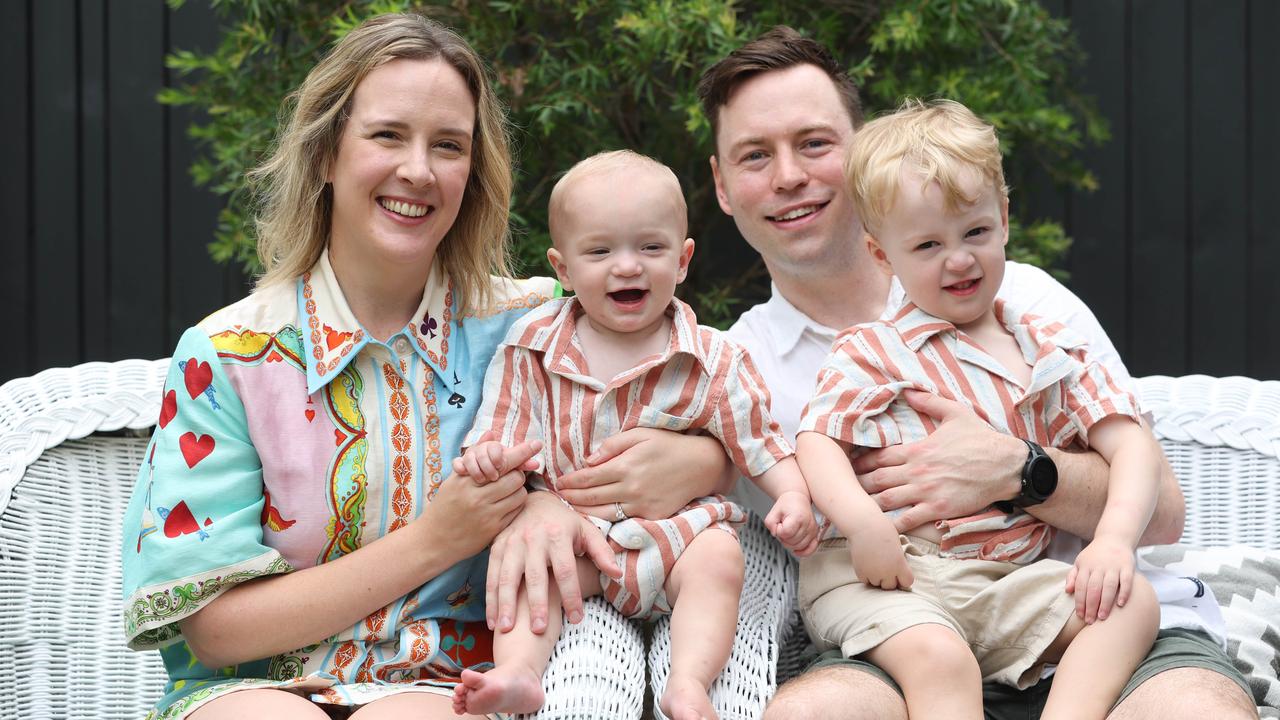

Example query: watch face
[1028,457,1058,498]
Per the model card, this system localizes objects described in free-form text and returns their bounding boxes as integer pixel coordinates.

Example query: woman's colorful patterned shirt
[121,252,556,717]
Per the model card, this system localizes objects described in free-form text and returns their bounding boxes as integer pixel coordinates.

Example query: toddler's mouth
[944,278,981,296]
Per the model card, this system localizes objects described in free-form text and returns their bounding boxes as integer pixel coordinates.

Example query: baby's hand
[453,440,540,485]
[1066,535,1136,624]
[765,490,820,557]
[847,514,913,590]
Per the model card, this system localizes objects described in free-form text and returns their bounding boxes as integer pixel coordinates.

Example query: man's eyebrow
[726,123,838,157]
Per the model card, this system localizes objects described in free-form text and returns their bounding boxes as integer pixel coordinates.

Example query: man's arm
[852,390,1184,545]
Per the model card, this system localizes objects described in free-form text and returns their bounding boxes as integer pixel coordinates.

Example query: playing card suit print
[305,409,316,423]
[161,501,203,538]
[323,324,353,352]
[179,432,216,468]
[184,359,213,399]
[158,390,177,429]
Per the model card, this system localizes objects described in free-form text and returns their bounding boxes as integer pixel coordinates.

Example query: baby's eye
[586,247,610,256]
[642,243,664,252]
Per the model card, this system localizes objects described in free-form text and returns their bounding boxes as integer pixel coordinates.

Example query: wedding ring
[614,502,628,521]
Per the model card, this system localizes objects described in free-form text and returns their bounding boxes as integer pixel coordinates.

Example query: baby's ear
[676,238,695,283]
[546,247,572,291]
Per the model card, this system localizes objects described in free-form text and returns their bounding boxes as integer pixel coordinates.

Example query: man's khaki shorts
[798,535,1077,689]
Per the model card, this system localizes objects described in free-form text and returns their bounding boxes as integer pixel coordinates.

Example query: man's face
[710,64,860,279]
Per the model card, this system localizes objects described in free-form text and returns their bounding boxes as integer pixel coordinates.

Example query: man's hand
[556,428,729,520]
[851,390,1024,533]
[486,492,621,635]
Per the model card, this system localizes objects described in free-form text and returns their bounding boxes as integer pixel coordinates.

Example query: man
[699,25,1256,720]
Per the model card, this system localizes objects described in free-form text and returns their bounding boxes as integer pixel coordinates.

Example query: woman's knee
[188,688,330,719]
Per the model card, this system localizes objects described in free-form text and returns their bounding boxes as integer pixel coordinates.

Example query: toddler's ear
[864,233,894,277]
[546,247,573,291]
[676,238,696,284]
[1000,196,1010,246]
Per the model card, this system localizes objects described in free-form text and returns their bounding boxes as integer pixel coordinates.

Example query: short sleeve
[706,350,793,478]
[1059,348,1143,446]
[463,342,547,475]
[798,328,919,448]
[121,327,290,650]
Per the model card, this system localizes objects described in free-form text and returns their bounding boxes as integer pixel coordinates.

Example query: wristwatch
[994,439,1057,512]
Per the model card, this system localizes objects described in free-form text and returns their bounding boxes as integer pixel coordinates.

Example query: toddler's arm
[754,457,819,556]
[1067,415,1161,623]
[796,431,913,590]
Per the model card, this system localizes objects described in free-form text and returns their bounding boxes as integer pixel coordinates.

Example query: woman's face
[327,57,476,276]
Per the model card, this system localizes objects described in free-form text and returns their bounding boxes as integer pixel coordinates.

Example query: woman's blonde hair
[845,98,1007,236]
[249,12,513,314]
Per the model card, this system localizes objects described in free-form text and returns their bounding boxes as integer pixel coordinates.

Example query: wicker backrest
[0,360,168,720]
[1138,375,1280,551]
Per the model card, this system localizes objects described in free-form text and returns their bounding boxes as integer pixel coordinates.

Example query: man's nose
[771,150,808,192]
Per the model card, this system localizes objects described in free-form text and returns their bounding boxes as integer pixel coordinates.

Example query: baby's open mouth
[608,289,648,303]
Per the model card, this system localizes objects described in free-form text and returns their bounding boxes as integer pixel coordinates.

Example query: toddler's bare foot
[455,665,545,715]
[659,675,718,720]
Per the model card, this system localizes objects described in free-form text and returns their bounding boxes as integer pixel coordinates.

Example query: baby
[453,150,818,720]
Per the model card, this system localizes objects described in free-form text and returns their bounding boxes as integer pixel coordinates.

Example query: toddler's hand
[453,439,541,485]
[847,514,913,590]
[1066,535,1136,624]
[765,490,820,557]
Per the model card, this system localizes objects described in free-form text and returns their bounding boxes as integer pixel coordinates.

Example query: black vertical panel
[1249,0,1280,380]
[167,1,229,347]
[31,0,81,370]
[1066,0,1129,360]
[0,0,31,381]
[1128,0,1188,376]
[1188,1,1248,376]
[107,1,167,361]
[81,0,108,361]
[1016,0,1069,236]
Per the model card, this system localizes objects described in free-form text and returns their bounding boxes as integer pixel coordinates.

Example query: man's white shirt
[726,260,1225,642]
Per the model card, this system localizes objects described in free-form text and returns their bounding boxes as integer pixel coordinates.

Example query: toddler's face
[868,164,1008,329]
[547,169,694,339]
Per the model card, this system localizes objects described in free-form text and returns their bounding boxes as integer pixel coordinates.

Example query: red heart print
[158,390,177,429]
[334,429,347,446]
[184,359,213,399]
[163,501,201,538]
[305,409,316,423]
[179,432,216,468]
[266,351,283,363]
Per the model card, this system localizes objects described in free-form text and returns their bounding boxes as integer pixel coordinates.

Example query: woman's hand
[486,492,621,635]
[555,429,730,520]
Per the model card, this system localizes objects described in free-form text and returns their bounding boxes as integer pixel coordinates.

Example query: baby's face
[547,169,693,339]
[868,164,1008,329]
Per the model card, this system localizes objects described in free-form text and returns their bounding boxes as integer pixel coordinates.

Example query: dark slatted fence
[3,1,1277,382]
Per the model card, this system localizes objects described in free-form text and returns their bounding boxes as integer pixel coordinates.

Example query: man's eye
[802,139,830,151]
[742,150,766,163]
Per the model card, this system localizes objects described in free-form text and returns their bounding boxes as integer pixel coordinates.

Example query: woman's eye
[438,140,465,154]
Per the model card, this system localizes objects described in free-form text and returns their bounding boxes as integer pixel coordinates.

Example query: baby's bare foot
[660,675,718,720]
[457,665,545,715]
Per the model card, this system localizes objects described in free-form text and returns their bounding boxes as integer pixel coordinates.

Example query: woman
[122,13,727,720]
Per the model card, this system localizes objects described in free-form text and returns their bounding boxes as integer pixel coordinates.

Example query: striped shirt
[467,296,792,486]
[800,298,1140,563]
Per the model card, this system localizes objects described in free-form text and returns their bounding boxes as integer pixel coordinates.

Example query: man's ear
[676,238,696,284]
[546,247,572,292]
[710,155,733,216]
[865,232,894,277]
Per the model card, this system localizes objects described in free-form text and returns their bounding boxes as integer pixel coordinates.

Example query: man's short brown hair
[696,26,864,151]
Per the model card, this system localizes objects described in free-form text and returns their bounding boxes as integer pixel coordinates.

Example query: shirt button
[393,337,412,355]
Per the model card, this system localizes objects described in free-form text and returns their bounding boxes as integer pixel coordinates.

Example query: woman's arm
[181,444,536,668]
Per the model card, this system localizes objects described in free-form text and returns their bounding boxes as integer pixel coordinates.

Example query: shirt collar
[298,251,454,394]
[760,283,840,355]
[514,296,712,380]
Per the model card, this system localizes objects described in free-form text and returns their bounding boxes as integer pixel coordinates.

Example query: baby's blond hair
[548,150,687,243]
[845,98,1007,236]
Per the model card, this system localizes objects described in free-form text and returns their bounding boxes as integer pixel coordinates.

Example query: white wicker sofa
[0,362,1276,719]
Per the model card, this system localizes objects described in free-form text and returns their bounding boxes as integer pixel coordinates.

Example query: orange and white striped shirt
[466,296,792,489]
[800,298,1140,564]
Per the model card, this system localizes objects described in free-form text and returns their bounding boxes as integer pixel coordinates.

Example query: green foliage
[163,0,1105,327]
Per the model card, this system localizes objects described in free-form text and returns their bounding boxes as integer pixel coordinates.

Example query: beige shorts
[798,535,1077,689]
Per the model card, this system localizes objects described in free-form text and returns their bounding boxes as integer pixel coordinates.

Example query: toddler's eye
[965,226,989,238]
[915,240,939,251]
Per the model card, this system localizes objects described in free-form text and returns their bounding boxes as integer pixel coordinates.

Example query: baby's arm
[454,438,543,485]
[754,457,819,556]
[796,431,913,590]
[1067,415,1161,622]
